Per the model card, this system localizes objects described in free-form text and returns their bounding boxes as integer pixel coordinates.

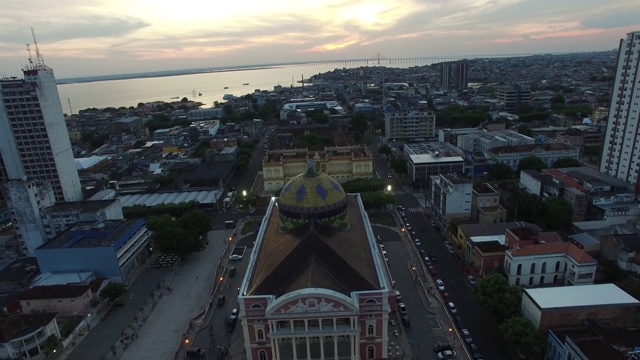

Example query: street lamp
[242,190,247,197]
[387,185,392,192]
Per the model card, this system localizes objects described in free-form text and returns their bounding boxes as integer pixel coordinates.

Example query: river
[56,61,431,111]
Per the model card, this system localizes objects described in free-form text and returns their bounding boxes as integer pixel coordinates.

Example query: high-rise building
[440,61,468,90]
[0,40,83,255]
[495,83,531,113]
[600,31,640,188]
[0,65,82,202]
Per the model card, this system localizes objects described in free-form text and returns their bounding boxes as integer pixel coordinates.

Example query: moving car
[470,344,482,359]
[229,267,236,277]
[467,275,477,286]
[437,350,456,359]
[435,279,445,291]
[217,295,226,307]
[229,254,243,261]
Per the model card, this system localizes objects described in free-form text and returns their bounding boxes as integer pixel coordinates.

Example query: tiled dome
[278,167,347,214]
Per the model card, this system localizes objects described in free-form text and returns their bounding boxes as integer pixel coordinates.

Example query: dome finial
[305,159,319,177]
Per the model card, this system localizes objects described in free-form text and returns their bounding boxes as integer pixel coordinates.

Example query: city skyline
[1,0,639,78]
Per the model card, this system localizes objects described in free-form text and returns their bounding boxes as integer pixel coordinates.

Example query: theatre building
[238,163,394,360]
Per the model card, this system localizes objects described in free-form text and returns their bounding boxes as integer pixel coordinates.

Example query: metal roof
[525,284,639,309]
[119,190,223,207]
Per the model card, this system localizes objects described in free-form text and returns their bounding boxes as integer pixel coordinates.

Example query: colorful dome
[277,167,348,230]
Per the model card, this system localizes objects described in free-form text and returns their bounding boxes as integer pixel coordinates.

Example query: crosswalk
[400,207,425,213]
[388,190,411,195]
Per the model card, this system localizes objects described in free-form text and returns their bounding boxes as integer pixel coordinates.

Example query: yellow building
[262,146,374,194]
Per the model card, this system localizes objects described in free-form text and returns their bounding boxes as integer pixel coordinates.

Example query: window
[541,262,547,273]
[367,324,375,336]
[528,277,534,285]
[515,278,520,285]
[530,263,536,274]
[258,350,267,360]
[555,261,560,272]
[516,264,522,275]
[540,276,545,284]
[257,329,265,341]
[367,346,375,359]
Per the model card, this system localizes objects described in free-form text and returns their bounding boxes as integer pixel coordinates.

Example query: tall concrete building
[600,31,640,190]
[0,42,83,255]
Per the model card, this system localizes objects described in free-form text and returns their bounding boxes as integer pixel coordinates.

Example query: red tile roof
[510,242,595,263]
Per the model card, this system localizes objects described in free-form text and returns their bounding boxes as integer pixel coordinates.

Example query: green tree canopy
[474,274,522,324]
[542,197,573,230]
[488,163,513,181]
[99,282,128,303]
[390,159,407,175]
[359,191,395,209]
[552,157,582,168]
[177,211,212,237]
[550,94,565,104]
[378,144,392,158]
[341,178,385,193]
[499,317,547,360]
[181,97,189,103]
[516,193,544,222]
[517,156,546,172]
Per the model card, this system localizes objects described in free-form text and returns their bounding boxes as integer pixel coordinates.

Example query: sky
[1,0,639,78]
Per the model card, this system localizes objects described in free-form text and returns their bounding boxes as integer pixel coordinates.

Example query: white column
[333,336,339,360]
[272,338,280,360]
[292,338,298,360]
[320,336,325,359]
[353,335,359,358]
[306,336,311,360]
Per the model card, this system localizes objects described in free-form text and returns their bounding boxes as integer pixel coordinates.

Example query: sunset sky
[1,0,639,78]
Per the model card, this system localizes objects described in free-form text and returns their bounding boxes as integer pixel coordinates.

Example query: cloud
[581,11,640,29]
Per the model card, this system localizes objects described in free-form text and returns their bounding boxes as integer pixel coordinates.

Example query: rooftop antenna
[67,98,73,115]
[26,44,33,68]
[30,27,47,69]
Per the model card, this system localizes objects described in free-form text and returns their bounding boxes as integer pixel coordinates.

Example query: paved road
[371,139,515,360]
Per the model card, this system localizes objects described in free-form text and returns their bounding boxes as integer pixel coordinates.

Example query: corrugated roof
[525,284,639,309]
[118,190,223,206]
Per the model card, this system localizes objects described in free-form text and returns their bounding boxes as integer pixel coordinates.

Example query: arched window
[541,262,547,273]
[540,276,545,284]
[515,278,520,285]
[555,261,560,272]
[367,346,375,359]
[259,350,267,360]
[251,303,264,310]
[530,263,536,274]
[257,329,265,341]
[367,324,375,336]
[528,276,534,286]
[516,264,522,275]
[365,299,377,305]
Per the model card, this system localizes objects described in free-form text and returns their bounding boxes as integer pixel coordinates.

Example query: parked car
[185,348,206,358]
[461,329,473,344]
[398,303,407,316]
[446,245,454,254]
[447,302,457,315]
[431,220,436,227]
[467,275,477,286]
[230,308,239,320]
[436,279,445,291]
[414,240,422,247]
[423,256,432,266]
[437,350,456,359]
[217,295,226,307]
[469,344,482,359]
[401,315,411,330]
[433,342,452,352]
[229,254,243,261]
[396,206,405,211]
[455,315,465,329]
[427,265,437,275]
[229,267,236,277]
[395,290,402,302]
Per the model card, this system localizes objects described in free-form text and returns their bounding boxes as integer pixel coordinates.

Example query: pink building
[238,167,394,360]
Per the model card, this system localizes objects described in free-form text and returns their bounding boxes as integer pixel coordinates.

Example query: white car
[436,279,445,291]
[229,254,243,261]
[230,308,239,320]
[398,303,407,316]
[437,350,456,359]
[447,302,457,315]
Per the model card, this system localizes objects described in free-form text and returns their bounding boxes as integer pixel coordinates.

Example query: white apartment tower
[601,31,640,187]
[0,39,83,255]
[0,67,82,202]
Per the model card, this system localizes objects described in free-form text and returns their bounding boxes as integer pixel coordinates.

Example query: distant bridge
[287,53,531,67]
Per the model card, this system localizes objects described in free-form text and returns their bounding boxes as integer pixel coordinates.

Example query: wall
[21,291,92,314]
[36,246,122,281]
[538,305,638,332]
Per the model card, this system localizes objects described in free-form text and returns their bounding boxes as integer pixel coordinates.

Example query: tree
[517,193,544,222]
[180,97,189,103]
[542,197,572,230]
[517,156,546,172]
[137,102,145,108]
[474,274,522,324]
[499,317,547,360]
[378,144,392,158]
[488,163,513,181]
[99,282,128,303]
[133,140,146,148]
[390,159,407,175]
[42,335,60,356]
[517,125,534,137]
[359,191,395,209]
[552,157,582,168]
[550,94,565,104]
[341,178,385,193]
